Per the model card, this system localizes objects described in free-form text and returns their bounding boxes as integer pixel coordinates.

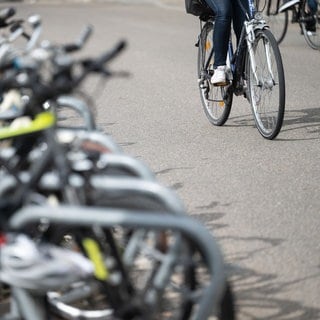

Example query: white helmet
[0,234,94,292]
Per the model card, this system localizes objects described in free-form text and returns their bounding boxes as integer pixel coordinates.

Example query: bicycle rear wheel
[198,22,233,126]
[259,0,289,44]
[300,0,320,49]
[247,29,285,139]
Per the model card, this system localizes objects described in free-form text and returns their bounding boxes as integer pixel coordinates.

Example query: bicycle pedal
[213,81,228,87]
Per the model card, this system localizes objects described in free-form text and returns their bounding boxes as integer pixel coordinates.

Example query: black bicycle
[259,0,320,49]
[197,0,286,139]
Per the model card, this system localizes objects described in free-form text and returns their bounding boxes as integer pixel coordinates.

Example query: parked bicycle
[189,0,286,139]
[258,0,320,49]
[0,8,236,319]
[1,204,234,320]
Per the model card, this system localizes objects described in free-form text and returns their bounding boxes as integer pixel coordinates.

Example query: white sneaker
[211,65,227,86]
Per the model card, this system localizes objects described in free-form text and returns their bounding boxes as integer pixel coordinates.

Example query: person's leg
[205,0,232,67]
[306,0,317,31]
[231,0,248,44]
[307,0,318,14]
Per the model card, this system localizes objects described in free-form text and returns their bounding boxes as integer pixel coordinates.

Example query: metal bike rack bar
[57,96,96,131]
[56,129,122,154]
[90,176,186,215]
[96,153,156,181]
[9,205,227,320]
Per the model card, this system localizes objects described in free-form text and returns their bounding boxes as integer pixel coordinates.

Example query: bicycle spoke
[198,21,233,126]
[248,29,285,139]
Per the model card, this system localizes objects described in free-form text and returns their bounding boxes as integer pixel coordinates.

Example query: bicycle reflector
[0,111,56,140]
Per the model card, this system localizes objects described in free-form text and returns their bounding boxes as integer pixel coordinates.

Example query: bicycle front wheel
[247,29,285,139]
[197,22,233,126]
[260,0,289,44]
[300,0,320,49]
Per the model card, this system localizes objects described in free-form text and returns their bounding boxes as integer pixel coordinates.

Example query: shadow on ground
[191,206,320,320]
[225,107,320,141]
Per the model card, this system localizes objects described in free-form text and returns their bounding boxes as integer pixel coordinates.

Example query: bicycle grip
[0,7,15,27]
[77,24,93,47]
[98,40,127,65]
[63,25,93,53]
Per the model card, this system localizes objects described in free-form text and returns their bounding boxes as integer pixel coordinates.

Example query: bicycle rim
[247,29,285,139]
[198,23,232,126]
[300,2,320,50]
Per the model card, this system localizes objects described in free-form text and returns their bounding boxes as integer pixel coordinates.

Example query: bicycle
[1,203,234,320]
[197,0,286,139]
[0,15,236,318]
[259,0,320,49]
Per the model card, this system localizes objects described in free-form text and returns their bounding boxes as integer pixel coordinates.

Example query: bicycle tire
[37,219,197,319]
[197,22,233,126]
[219,280,236,320]
[260,0,289,44]
[246,28,285,139]
[300,0,320,50]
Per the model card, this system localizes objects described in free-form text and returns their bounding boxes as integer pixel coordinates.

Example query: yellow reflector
[218,101,225,107]
[82,238,108,280]
[0,112,56,140]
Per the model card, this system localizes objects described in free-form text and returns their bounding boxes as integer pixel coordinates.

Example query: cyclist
[279,0,318,31]
[305,0,318,32]
[203,0,248,86]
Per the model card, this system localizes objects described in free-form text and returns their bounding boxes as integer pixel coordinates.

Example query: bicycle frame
[201,0,269,96]
[230,0,272,94]
[264,0,320,48]
[295,0,317,25]
[0,129,185,215]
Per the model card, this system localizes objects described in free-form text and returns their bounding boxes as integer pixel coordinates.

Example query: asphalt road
[7,1,320,319]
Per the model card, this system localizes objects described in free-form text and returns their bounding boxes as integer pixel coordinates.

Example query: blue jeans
[308,0,318,14]
[205,0,248,67]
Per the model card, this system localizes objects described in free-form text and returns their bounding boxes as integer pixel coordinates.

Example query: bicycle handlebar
[0,39,127,111]
[80,40,126,74]
[62,24,93,53]
[0,7,16,27]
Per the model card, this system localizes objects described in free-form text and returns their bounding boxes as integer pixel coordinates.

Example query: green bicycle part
[0,112,56,140]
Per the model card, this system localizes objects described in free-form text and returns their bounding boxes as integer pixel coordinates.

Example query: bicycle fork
[245,21,276,89]
[245,21,260,86]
